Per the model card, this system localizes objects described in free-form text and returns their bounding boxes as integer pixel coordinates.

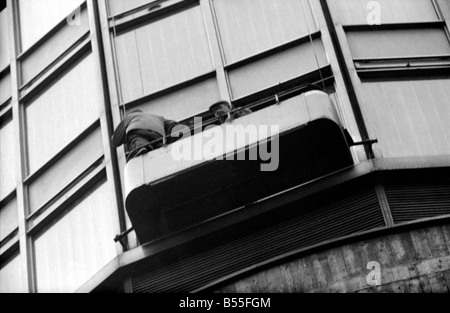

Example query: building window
[25,53,101,174]
[337,0,450,159]
[108,0,157,17]
[0,70,11,107]
[213,0,317,64]
[0,0,9,72]
[0,253,22,293]
[114,4,214,103]
[347,28,450,60]
[328,0,440,25]
[347,27,450,77]
[28,127,104,214]
[437,0,450,19]
[227,38,328,100]
[212,0,328,102]
[360,76,450,158]
[33,181,117,293]
[330,0,450,77]
[19,5,90,86]
[0,197,17,242]
[0,118,15,200]
[18,0,84,51]
[133,77,220,122]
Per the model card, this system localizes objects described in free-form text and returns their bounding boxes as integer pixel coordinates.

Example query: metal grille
[131,188,384,293]
[385,182,450,224]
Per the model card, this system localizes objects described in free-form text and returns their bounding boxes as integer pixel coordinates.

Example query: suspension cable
[300,0,327,90]
[108,1,125,116]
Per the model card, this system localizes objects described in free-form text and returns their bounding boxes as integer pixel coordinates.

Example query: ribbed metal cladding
[385,182,450,224]
[131,188,384,293]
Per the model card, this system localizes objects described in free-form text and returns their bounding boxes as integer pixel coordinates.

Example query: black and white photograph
[0,0,450,297]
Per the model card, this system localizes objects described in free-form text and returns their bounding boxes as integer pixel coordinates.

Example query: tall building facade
[0,0,450,293]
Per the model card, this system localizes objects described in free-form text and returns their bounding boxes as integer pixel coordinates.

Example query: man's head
[209,101,232,124]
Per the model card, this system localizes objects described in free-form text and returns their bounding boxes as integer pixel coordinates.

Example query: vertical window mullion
[87,0,128,253]
[6,0,34,293]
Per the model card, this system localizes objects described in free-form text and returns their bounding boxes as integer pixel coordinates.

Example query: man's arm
[111,116,130,148]
[164,119,188,144]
